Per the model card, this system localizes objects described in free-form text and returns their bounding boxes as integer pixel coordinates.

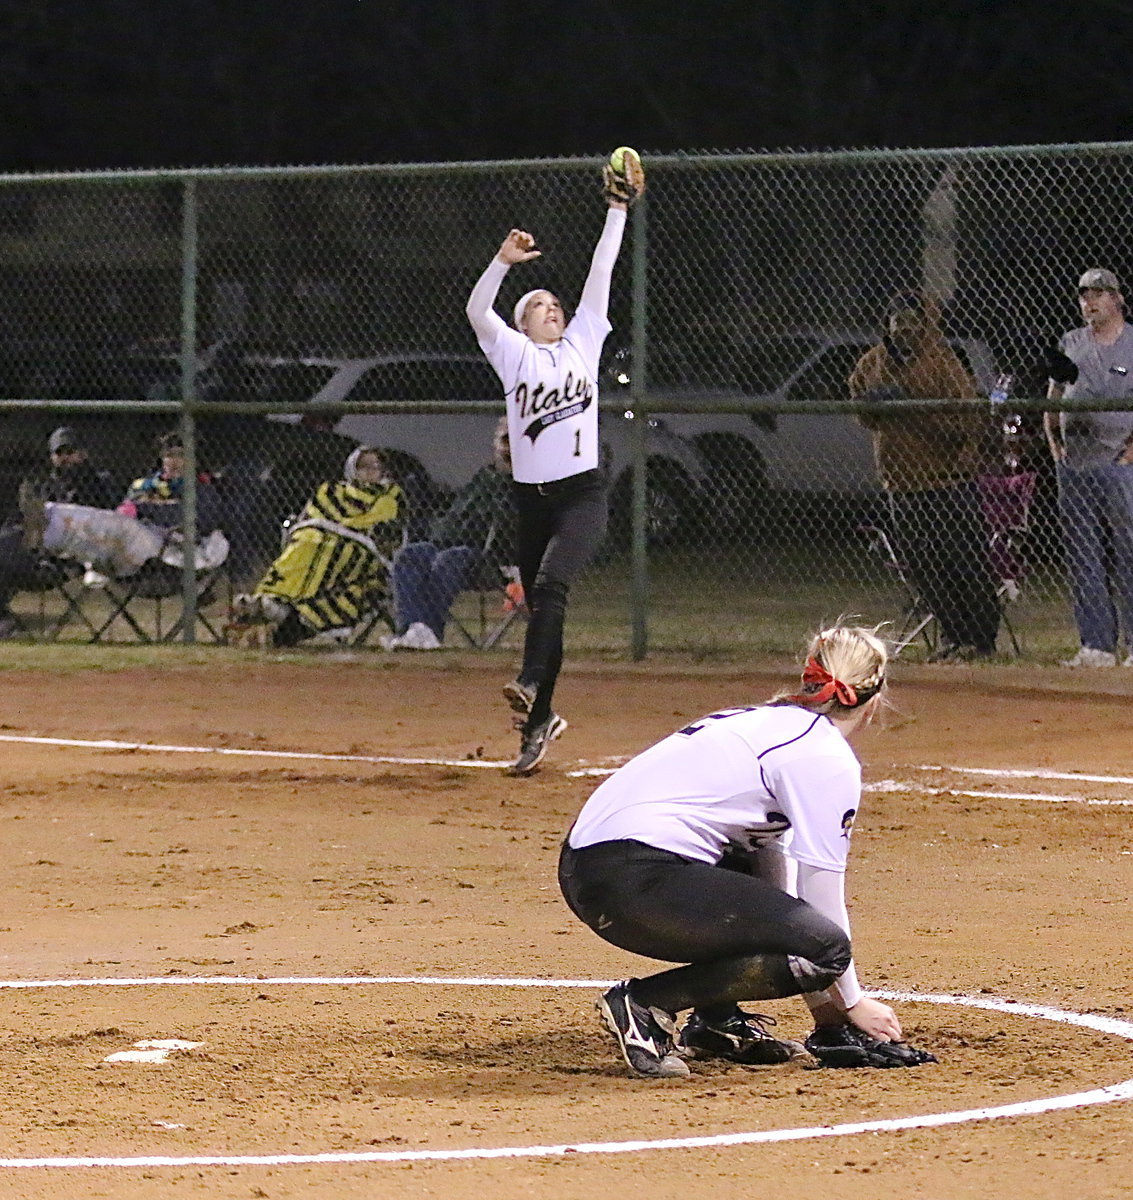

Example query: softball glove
[804,1024,937,1069]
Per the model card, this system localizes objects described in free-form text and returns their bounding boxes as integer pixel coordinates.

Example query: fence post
[629,192,649,661]
[179,177,199,644]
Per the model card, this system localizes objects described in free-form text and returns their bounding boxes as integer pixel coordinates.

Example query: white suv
[261,351,712,545]
[610,330,999,502]
[259,333,998,544]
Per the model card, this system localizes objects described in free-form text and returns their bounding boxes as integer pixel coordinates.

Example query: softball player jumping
[559,623,937,1078]
[466,152,645,774]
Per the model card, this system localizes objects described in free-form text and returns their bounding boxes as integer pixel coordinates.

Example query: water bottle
[989,372,1013,410]
[989,373,1020,471]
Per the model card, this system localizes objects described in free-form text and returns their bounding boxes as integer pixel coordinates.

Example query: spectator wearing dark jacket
[0,426,117,637]
[41,426,117,508]
[849,291,1000,660]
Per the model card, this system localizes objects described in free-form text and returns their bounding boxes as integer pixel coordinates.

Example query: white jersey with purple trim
[567,705,861,871]
[466,207,626,485]
[482,310,608,484]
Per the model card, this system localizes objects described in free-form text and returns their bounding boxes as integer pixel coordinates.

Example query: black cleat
[679,1008,807,1065]
[804,1024,937,1068]
[597,980,690,1079]
[510,712,567,775]
[503,679,536,715]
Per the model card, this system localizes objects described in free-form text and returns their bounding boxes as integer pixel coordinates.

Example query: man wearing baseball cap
[1044,267,1133,667]
[42,427,116,508]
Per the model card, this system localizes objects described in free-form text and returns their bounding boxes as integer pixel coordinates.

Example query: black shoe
[510,712,567,775]
[503,679,536,715]
[597,980,690,1079]
[803,1024,937,1069]
[678,1008,806,1065]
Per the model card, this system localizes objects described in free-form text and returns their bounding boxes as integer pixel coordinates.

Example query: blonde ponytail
[775,623,889,714]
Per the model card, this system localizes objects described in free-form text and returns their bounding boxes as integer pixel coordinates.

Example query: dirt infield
[0,652,1131,1199]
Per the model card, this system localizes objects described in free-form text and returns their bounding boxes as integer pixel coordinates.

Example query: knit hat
[48,426,82,454]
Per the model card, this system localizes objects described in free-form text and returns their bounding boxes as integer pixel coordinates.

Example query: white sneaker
[82,567,110,589]
[1061,647,1117,668]
[380,622,443,652]
[399,622,441,650]
[1123,654,1133,668]
[259,595,291,625]
[311,626,352,644]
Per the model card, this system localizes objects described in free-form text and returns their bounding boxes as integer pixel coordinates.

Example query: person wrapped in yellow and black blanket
[232,447,405,647]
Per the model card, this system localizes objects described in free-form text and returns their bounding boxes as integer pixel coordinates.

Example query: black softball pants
[558,838,851,1015]
[513,470,608,728]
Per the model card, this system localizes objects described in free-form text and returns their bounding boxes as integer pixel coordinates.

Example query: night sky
[1,0,1130,172]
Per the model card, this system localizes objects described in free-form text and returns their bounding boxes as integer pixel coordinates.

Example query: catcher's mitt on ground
[804,1024,937,1069]
[603,147,646,206]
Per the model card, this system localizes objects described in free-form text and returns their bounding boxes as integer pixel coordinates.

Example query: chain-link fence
[1,146,1132,659]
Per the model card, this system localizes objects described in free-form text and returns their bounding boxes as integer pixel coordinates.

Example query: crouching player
[558,622,936,1078]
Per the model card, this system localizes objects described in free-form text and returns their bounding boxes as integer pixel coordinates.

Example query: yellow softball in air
[609,146,641,174]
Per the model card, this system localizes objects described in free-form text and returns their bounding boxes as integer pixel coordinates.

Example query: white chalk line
[0,978,1128,1168]
[0,736,1122,1163]
[867,782,1133,806]
[915,763,1133,786]
[0,732,514,771]
[4,733,1130,807]
[0,974,611,990]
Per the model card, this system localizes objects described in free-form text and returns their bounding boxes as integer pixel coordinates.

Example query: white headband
[513,289,545,331]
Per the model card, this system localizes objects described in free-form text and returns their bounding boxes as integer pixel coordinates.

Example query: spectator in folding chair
[16,430,230,621]
[112,430,229,594]
[230,446,405,647]
[380,419,519,651]
[849,290,1001,662]
[0,425,117,637]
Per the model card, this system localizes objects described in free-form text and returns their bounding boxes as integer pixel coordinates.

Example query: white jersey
[482,313,607,483]
[467,208,625,485]
[568,705,861,872]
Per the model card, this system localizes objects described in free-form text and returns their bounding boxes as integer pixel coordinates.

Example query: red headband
[790,656,859,708]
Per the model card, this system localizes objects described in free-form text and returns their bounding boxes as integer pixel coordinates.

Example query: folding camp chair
[861,471,1037,659]
[858,522,939,656]
[7,557,98,641]
[976,470,1037,656]
[445,518,527,651]
[81,530,232,644]
[448,565,527,650]
[262,513,398,648]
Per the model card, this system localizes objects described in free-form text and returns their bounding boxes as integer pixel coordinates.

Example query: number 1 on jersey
[573,429,581,457]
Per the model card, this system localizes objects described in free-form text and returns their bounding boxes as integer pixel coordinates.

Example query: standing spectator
[1043,268,1133,668]
[381,420,517,651]
[0,426,116,637]
[849,290,1001,661]
[465,149,645,774]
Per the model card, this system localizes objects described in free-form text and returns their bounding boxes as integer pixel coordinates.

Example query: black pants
[513,470,608,727]
[889,481,1000,654]
[558,838,851,1015]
